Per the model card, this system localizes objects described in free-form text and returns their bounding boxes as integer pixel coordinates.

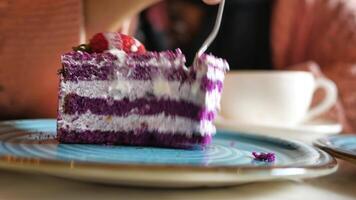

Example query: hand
[202,0,222,5]
[85,0,222,38]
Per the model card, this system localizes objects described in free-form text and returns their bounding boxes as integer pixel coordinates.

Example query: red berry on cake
[89,32,146,54]
[89,33,109,53]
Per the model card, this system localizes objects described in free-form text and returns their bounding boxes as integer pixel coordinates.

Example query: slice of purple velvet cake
[57,32,229,148]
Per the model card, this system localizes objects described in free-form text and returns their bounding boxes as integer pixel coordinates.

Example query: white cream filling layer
[61,80,221,110]
[59,112,215,136]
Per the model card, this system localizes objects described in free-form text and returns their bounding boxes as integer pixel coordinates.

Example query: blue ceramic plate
[315,135,356,165]
[0,119,336,188]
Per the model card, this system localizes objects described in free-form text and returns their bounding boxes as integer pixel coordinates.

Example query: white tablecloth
[0,160,354,200]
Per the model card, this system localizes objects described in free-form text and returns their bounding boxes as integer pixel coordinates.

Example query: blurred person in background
[0,0,355,132]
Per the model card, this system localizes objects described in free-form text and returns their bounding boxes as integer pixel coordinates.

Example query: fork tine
[193,0,225,65]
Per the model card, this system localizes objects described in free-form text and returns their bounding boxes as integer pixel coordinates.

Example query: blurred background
[0,0,355,132]
[138,0,272,69]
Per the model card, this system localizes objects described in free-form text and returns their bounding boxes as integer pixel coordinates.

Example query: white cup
[221,71,337,126]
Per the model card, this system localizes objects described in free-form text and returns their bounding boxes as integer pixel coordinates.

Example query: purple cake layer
[57,129,212,149]
[60,50,192,82]
[61,63,191,82]
[60,50,227,83]
[200,76,223,92]
[63,93,216,121]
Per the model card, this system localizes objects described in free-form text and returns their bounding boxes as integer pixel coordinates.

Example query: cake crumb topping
[252,152,276,162]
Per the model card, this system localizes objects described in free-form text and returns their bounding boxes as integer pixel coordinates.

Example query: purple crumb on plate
[252,152,276,162]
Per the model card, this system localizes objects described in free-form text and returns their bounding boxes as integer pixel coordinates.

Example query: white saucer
[214,115,342,142]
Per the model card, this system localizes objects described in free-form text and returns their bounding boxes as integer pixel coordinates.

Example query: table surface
[0,159,354,200]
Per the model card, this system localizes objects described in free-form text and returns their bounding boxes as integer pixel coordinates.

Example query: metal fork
[193,0,226,65]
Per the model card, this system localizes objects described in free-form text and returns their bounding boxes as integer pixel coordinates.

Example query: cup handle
[303,77,338,121]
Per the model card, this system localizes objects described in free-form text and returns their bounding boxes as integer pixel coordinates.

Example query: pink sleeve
[271,0,356,68]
